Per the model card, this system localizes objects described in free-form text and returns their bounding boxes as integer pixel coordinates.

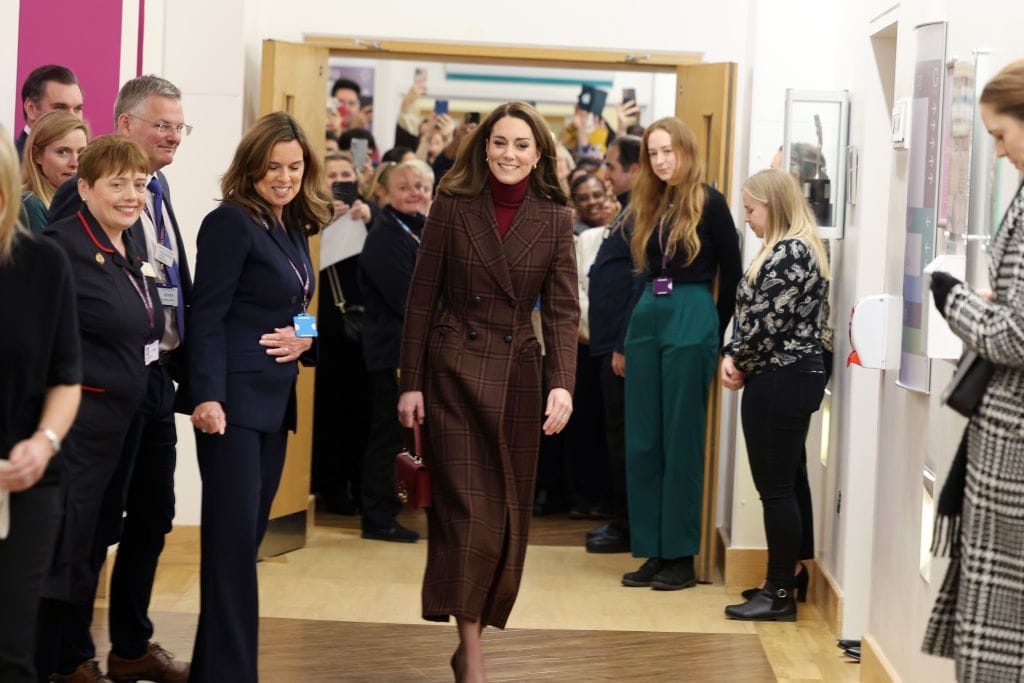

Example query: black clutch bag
[941,351,995,417]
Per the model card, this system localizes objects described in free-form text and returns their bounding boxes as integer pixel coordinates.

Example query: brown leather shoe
[107,643,189,683]
[50,660,113,682]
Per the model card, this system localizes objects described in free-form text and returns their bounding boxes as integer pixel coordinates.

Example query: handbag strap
[325,264,348,313]
[403,422,423,458]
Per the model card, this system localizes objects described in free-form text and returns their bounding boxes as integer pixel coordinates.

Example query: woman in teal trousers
[620,117,741,589]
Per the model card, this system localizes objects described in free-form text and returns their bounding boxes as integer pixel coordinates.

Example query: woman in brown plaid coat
[398,102,579,682]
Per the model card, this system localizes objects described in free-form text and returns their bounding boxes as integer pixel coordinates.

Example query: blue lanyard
[390,209,421,244]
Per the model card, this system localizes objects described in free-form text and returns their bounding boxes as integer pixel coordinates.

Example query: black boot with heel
[725,582,797,621]
[741,562,809,602]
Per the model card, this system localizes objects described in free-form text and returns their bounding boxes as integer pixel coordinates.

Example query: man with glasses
[47,75,192,682]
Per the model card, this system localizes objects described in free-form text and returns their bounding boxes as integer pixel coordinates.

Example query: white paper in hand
[319,214,368,270]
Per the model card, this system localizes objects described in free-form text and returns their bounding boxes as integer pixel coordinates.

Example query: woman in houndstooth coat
[398,102,579,682]
[923,59,1024,681]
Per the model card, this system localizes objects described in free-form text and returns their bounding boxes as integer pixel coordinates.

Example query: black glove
[930,271,961,316]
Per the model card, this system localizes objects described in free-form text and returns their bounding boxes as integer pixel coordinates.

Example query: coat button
[468,330,478,340]
[439,329,447,337]
[504,334,513,343]
[471,295,481,304]
[290,295,297,304]
[508,298,516,308]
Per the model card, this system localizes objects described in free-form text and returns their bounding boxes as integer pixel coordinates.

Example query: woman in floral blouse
[720,168,830,621]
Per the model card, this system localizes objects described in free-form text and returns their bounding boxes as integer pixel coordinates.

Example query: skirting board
[861,632,901,683]
[719,527,843,636]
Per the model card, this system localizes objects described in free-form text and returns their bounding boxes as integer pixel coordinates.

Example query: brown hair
[76,135,149,186]
[0,127,24,263]
[980,59,1024,121]
[220,111,331,234]
[22,110,90,207]
[627,117,707,272]
[438,101,568,205]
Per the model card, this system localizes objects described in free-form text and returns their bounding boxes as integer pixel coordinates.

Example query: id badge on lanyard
[653,216,673,296]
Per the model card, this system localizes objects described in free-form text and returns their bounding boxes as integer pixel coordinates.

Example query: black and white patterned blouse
[723,238,828,376]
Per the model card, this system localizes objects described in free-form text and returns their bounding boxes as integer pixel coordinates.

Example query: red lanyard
[122,266,156,337]
[259,215,310,310]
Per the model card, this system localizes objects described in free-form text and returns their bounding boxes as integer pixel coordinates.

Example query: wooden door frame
[276,37,736,581]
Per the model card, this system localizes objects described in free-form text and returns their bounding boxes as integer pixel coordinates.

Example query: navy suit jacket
[15,129,27,160]
[188,203,316,433]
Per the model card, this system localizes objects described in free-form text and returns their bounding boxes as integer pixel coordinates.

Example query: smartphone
[578,85,608,115]
[464,111,481,125]
[351,138,369,171]
[331,181,359,205]
[414,67,427,84]
[434,99,449,115]
[622,87,636,106]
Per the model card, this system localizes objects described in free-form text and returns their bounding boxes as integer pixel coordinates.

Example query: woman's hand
[978,288,995,303]
[721,356,745,391]
[398,391,425,428]
[192,400,227,436]
[0,433,54,492]
[260,325,314,363]
[349,200,372,223]
[543,388,573,436]
[611,352,626,378]
[331,199,350,222]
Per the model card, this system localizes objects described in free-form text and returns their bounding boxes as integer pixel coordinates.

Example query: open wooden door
[257,39,328,557]
[674,62,737,582]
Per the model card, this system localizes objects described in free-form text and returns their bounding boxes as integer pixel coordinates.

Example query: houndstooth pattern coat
[923,181,1024,681]
[399,187,579,628]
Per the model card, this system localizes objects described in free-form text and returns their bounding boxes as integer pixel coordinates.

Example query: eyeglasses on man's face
[129,114,193,137]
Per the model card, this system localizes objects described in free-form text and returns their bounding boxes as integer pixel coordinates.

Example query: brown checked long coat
[399,185,579,628]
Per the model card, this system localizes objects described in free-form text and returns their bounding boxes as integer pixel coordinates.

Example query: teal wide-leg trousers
[624,283,718,559]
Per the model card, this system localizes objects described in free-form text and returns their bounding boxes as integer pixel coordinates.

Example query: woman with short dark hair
[188,111,330,681]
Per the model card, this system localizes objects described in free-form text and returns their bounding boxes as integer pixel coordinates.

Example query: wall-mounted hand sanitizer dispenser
[848,294,902,370]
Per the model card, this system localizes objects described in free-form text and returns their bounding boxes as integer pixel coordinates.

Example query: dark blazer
[14,128,27,160]
[358,207,422,371]
[49,172,194,393]
[588,221,635,357]
[188,203,315,434]
[398,187,579,629]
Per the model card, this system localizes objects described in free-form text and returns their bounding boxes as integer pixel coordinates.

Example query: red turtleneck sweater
[489,173,530,239]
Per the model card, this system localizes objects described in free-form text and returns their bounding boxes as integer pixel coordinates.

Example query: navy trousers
[190,425,286,683]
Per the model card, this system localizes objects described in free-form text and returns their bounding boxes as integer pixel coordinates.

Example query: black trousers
[312,289,370,508]
[598,354,629,533]
[565,344,610,508]
[104,364,177,659]
[0,484,61,683]
[740,356,825,588]
[361,369,402,530]
[191,425,286,683]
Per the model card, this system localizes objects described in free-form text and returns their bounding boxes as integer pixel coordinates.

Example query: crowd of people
[3,58,1023,682]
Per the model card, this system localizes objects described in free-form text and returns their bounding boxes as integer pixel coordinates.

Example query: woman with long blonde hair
[620,117,741,591]
[720,168,829,621]
[20,111,88,232]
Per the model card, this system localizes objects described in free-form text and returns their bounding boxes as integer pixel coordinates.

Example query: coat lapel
[502,191,546,271]
[463,193,515,298]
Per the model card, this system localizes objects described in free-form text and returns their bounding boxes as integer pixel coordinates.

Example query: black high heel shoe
[741,563,809,602]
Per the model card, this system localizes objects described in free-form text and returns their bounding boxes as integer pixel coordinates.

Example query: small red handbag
[394,423,431,508]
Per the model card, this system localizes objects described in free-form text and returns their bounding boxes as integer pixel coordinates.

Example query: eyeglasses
[128,114,193,137]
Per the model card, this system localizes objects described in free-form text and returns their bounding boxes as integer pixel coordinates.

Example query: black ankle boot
[725,583,797,621]
[650,556,696,591]
[741,562,809,602]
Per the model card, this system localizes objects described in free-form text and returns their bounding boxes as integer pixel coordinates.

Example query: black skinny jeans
[740,355,825,588]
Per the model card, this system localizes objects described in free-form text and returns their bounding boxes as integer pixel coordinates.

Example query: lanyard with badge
[260,216,317,338]
[389,208,422,244]
[122,265,160,364]
[143,199,180,308]
[653,214,673,296]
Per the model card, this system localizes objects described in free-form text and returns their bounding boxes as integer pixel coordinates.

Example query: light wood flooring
[92,510,861,681]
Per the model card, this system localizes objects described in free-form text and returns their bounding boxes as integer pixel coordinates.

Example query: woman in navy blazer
[187,112,330,682]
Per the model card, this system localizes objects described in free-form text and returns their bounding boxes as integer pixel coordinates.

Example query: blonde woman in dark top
[721,168,829,621]
[20,111,88,232]
[0,128,82,683]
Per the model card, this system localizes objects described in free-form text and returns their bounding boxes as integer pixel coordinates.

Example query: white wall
[0,2,19,137]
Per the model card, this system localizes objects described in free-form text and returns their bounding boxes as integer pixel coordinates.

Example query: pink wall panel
[15,0,125,136]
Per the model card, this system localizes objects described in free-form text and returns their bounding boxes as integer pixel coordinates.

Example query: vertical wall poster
[898,22,948,392]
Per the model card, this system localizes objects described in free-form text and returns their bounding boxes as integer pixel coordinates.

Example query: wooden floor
[92,510,860,682]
